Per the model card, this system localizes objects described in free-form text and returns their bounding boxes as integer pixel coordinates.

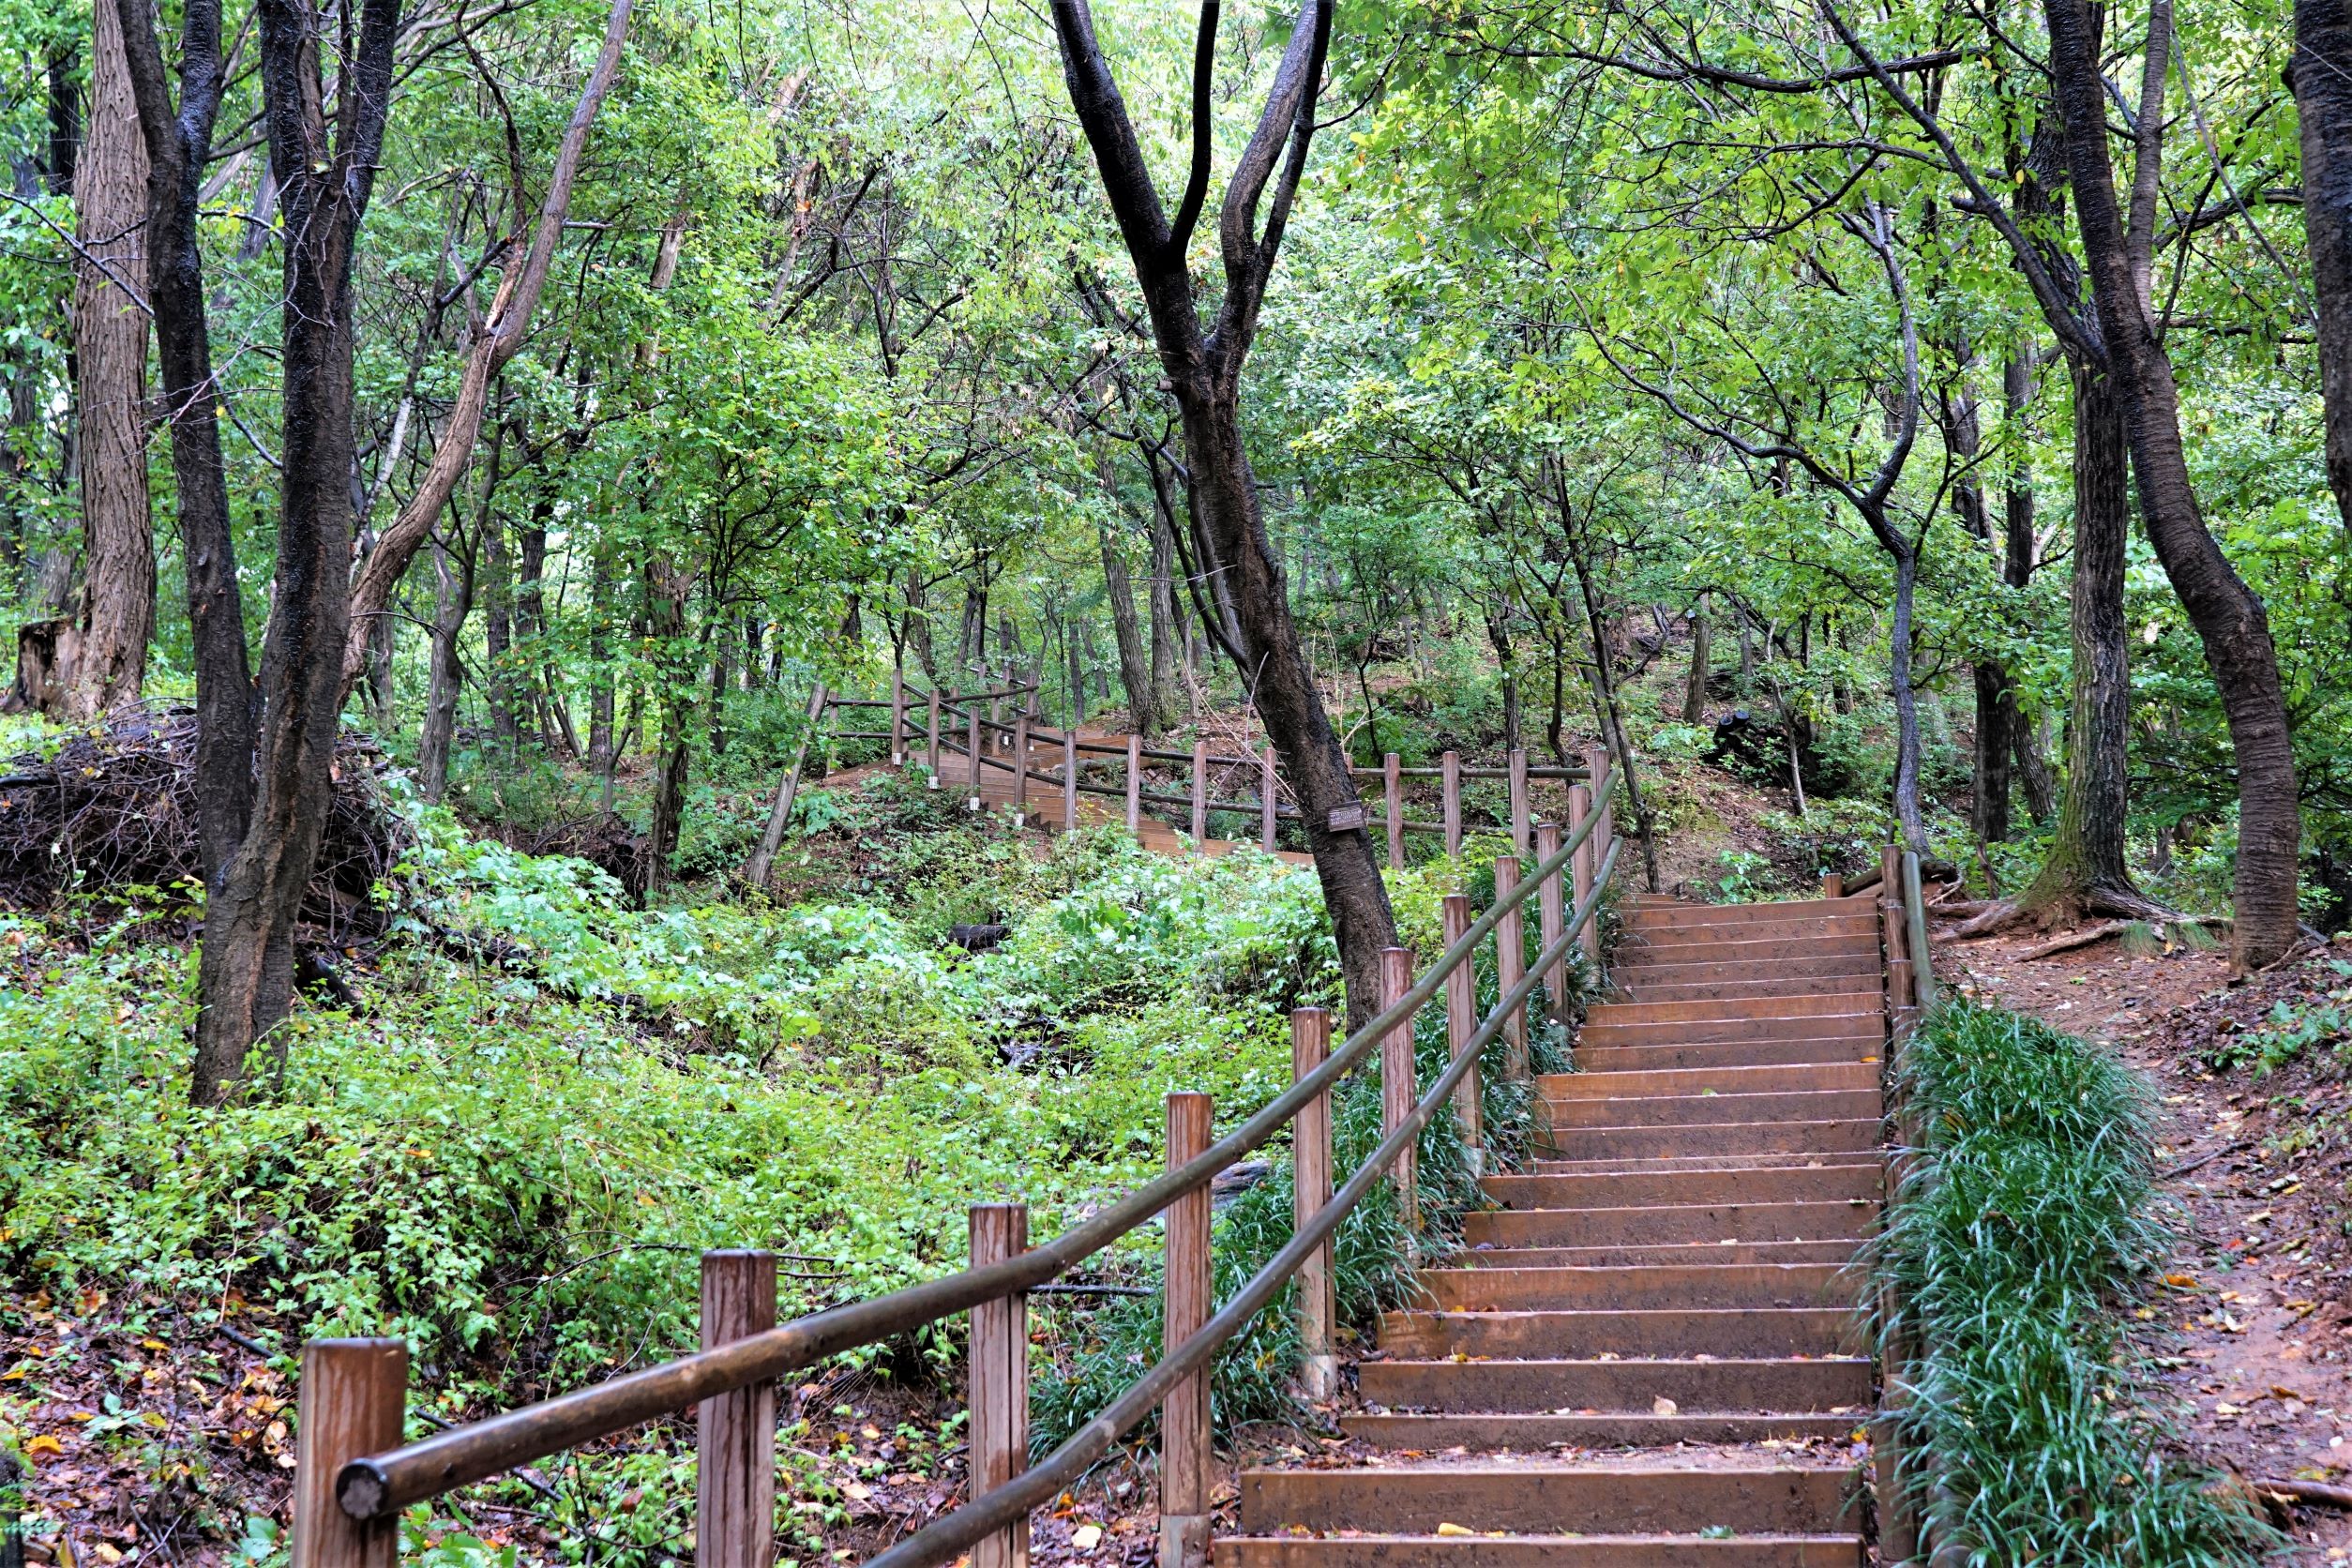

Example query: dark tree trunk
[588,547,614,786]
[1099,514,1156,733]
[1944,354,2013,842]
[1575,564,1663,889]
[480,492,517,750]
[188,0,400,1103]
[2044,0,2302,968]
[1681,595,1711,724]
[1147,495,1180,725]
[643,559,693,893]
[417,530,473,802]
[1053,0,1397,1021]
[2296,0,2352,532]
[115,0,251,889]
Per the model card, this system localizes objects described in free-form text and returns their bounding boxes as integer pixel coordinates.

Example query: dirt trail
[1939,927,2352,1562]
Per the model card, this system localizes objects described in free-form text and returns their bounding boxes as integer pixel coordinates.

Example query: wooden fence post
[927,690,942,785]
[1063,732,1079,833]
[1494,856,1527,1080]
[1013,713,1031,823]
[1535,820,1566,1023]
[698,1250,777,1568]
[1380,945,1418,1238]
[1568,784,1596,963]
[1290,1008,1335,1401]
[1125,734,1142,832]
[1161,1093,1213,1568]
[291,1339,405,1568]
[1586,745,1613,856]
[1508,747,1529,854]
[967,708,984,807]
[890,668,906,766]
[1191,739,1209,848]
[1822,871,1844,898]
[1442,893,1481,1164]
[1383,751,1404,869]
[1880,843,1913,1038]
[1260,746,1277,852]
[970,1206,1030,1568]
[1441,749,1462,857]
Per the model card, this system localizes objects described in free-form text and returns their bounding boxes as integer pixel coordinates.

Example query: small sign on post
[1327,802,1367,833]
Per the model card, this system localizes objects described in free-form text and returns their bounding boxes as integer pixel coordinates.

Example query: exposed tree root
[2256,1478,2352,1512]
[1952,878,2180,940]
[2017,920,2133,960]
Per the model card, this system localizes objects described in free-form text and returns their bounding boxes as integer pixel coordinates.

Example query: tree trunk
[2296,0,2352,532]
[1098,511,1157,732]
[643,558,692,894]
[418,530,473,803]
[1575,563,1663,889]
[64,0,154,721]
[2045,0,2302,968]
[1681,594,1711,723]
[480,490,517,750]
[1148,498,1180,728]
[190,0,400,1103]
[588,546,614,784]
[1886,538,1928,855]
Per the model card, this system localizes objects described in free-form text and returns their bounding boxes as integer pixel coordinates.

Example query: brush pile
[0,705,407,943]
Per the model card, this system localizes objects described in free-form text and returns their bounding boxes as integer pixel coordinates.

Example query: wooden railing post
[1063,732,1079,833]
[1380,945,1418,1237]
[1534,820,1567,1022]
[1568,784,1597,963]
[1290,1008,1335,1401]
[1259,746,1277,852]
[1191,739,1209,848]
[1442,893,1481,1164]
[1879,843,1913,1037]
[969,1207,1030,1568]
[967,707,984,808]
[697,1250,777,1568]
[1125,734,1143,832]
[1585,745,1613,858]
[1383,752,1404,869]
[1508,746,1529,854]
[890,667,906,766]
[1441,749,1462,857]
[292,1339,405,1568]
[1822,870,1844,898]
[1013,713,1031,824]
[925,690,942,784]
[1161,1093,1214,1568]
[1494,856,1528,1080]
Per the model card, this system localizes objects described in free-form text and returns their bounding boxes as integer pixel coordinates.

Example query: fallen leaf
[1651,1396,1679,1416]
[1070,1525,1104,1552]
[1435,1524,1476,1537]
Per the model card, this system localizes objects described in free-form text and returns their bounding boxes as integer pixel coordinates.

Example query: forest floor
[1937,922,2352,1561]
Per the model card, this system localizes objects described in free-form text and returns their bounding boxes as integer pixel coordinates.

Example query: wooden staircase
[1217,895,1884,1566]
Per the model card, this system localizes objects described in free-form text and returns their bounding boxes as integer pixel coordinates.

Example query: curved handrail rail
[335,807,1613,1519]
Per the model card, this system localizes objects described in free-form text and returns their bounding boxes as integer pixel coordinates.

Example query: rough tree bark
[1052,0,1399,1022]
[2043,0,2303,967]
[417,528,475,803]
[115,0,251,893]
[1098,509,1158,734]
[185,0,403,1103]
[63,0,154,720]
[338,0,634,701]
[2295,0,2352,531]
[1681,594,1710,724]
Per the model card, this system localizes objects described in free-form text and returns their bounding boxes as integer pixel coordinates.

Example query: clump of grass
[1871,1002,2275,1564]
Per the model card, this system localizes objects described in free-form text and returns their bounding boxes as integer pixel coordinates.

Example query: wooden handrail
[329,809,1615,1524]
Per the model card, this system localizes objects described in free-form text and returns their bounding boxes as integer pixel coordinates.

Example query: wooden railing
[1871,843,1936,1566]
[292,804,1626,1568]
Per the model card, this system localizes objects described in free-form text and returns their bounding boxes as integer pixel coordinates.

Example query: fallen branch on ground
[2018,921,2133,961]
[2256,1478,2352,1511]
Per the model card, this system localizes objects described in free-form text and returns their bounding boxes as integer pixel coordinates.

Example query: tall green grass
[1872,1002,2274,1565]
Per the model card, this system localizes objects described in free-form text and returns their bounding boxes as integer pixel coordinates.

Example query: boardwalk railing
[294,803,1626,1568]
[1870,843,1937,1564]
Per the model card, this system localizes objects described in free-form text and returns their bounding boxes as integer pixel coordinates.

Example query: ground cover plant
[1872,1001,2278,1562]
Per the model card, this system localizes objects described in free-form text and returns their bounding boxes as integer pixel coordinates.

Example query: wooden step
[1343,1411,1864,1448]
[1575,1038,1880,1072]
[1622,919,1879,953]
[1625,897,1864,928]
[1379,1307,1864,1360]
[1544,1091,1881,1130]
[1542,1063,1877,1098]
[1587,993,1882,1026]
[1467,1199,1877,1249]
[1534,1118,1882,1161]
[1482,1165,1881,1210]
[1452,1239,1862,1267]
[1216,1532,1867,1568]
[1615,951,1882,982]
[1530,1152,1879,1176]
[1239,1461,1860,1535]
[1615,974,1882,1004]
[1577,1013,1884,1048]
[1357,1355,1873,1411]
[1612,935,1880,967]
[1416,1263,1853,1313]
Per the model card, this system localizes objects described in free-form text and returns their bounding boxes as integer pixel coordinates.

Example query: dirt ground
[1937,921,2352,1561]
